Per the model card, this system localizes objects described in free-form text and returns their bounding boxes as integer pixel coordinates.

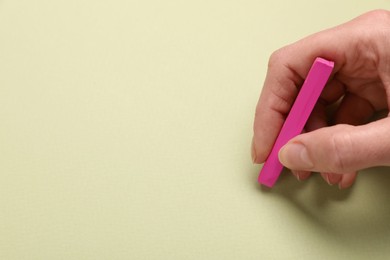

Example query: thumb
[278,118,390,173]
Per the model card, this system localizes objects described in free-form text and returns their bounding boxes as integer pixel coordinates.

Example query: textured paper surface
[1,1,390,259]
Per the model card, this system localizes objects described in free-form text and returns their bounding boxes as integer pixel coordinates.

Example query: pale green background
[1,1,390,259]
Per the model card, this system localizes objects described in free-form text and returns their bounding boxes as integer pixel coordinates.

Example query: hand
[252,10,390,189]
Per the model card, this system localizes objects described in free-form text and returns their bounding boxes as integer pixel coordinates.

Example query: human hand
[252,10,390,189]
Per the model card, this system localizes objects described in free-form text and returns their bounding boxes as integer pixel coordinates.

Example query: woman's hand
[252,10,390,189]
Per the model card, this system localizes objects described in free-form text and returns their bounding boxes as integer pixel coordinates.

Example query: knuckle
[358,10,390,26]
[268,48,286,68]
[365,9,390,22]
[327,125,355,172]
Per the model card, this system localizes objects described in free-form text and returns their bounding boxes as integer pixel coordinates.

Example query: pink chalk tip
[258,57,334,187]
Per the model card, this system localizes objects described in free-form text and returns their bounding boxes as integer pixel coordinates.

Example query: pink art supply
[258,57,334,187]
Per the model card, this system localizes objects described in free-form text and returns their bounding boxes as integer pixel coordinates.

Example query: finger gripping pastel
[258,57,334,187]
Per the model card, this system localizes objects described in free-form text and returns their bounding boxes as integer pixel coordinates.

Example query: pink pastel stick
[258,57,334,187]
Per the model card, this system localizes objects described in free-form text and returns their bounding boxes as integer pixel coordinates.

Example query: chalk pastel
[258,57,334,187]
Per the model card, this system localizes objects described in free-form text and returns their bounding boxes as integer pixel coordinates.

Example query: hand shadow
[260,168,353,204]
[251,166,390,245]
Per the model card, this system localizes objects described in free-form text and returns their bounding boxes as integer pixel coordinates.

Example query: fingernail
[328,174,342,185]
[251,138,257,164]
[279,143,314,169]
[325,174,332,186]
[292,172,300,181]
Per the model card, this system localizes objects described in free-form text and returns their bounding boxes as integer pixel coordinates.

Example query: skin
[252,10,390,189]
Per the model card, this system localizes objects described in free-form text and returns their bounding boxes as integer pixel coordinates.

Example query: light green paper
[1,1,390,259]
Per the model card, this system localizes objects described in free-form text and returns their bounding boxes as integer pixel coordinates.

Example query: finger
[321,92,375,187]
[334,93,375,125]
[339,172,357,189]
[320,172,343,185]
[329,173,343,185]
[305,102,327,132]
[252,62,300,163]
[307,103,348,187]
[316,93,372,187]
[319,77,346,105]
[305,77,346,136]
[252,30,348,164]
[292,170,311,181]
[279,117,390,173]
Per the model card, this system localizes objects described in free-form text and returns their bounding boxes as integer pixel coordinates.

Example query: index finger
[252,31,346,163]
